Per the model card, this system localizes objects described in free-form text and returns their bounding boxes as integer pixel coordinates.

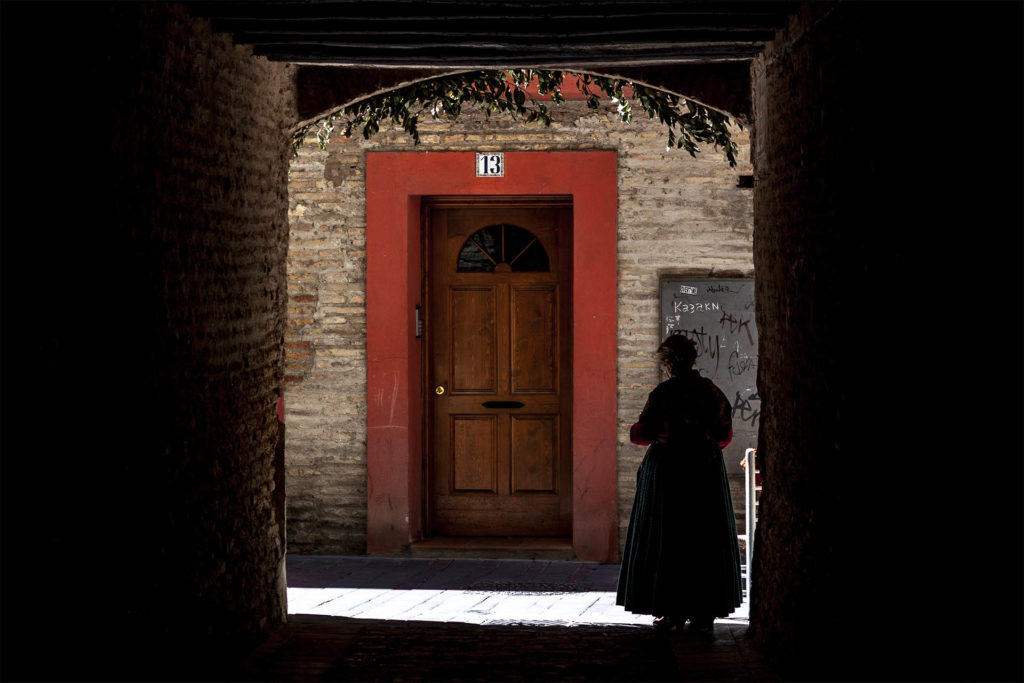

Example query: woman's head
[656,334,698,377]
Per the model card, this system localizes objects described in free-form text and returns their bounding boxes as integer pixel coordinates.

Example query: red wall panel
[366,151,618,561]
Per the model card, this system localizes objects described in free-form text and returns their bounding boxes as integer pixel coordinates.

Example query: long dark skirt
[616,440,743,619]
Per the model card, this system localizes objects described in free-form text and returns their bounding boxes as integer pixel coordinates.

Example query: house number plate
[476,152,504,177]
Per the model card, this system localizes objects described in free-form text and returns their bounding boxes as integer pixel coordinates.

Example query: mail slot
[481,401,525,409]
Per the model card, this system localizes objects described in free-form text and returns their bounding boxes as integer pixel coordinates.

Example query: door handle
[435,385,446,395]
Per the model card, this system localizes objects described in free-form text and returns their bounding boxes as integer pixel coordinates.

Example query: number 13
[477,153,503,176]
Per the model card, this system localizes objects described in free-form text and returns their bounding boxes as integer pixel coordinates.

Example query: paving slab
[245,555,778,681]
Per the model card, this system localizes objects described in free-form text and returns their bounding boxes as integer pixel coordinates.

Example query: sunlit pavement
[285,555,751,627]
[240,555,773,681]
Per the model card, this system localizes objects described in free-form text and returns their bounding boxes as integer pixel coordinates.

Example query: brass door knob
[434,385,445,395]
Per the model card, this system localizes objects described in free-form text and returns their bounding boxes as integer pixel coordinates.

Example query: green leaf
[291,68,737,167]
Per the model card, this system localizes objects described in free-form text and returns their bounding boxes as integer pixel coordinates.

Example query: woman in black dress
[616,334,742,632]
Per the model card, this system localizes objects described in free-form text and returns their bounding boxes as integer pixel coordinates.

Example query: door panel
[427,198,572,537]
[451,416,498,493]
[511,287,557,393]
[510,415,558,493]
[450,287,497,393]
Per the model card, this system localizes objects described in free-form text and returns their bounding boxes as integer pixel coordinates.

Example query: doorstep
[408,536,576,560]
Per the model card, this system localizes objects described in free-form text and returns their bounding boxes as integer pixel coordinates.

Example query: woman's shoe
[653,616,684,631]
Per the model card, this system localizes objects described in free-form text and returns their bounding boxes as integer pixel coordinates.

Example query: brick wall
[2,3,296,678]
[285,91,753,554]
[747,5,848,673]
[748,3,1022,679]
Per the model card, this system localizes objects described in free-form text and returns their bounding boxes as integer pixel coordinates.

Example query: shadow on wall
[747,3,1023,682]
[2,3,294,680]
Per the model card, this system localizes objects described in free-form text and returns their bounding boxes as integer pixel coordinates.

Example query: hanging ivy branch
[291,69,740,168]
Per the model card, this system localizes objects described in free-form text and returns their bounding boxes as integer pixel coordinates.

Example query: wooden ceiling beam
[208,15,790,32]
[251,44,766,65]
[221,27,779,43]
[190,1,796,67]
[194,1,794,22]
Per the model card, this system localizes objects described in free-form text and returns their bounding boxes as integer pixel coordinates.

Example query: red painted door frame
[365,151,618,562]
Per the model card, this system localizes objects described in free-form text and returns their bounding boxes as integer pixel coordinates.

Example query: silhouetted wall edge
[749,3,1023,680]
[1,3,297,679]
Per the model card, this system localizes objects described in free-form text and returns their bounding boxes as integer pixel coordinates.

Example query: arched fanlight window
[456,224,550,272]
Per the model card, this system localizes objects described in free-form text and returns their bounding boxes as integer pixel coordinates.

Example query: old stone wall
[285,91,753,554]
[748,5,848,673]
[748,3,1022,680]
[2,3,296,679]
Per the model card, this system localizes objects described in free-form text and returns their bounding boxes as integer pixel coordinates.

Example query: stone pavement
[239,555,778,682]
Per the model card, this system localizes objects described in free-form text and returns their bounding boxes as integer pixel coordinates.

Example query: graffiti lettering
[729,393,761,423]
[705,284,734,294]
[728,349,756,378]
[719,311,755,346]
[673,300,721,314]
[669,326,724,377]
[732,391,761,426]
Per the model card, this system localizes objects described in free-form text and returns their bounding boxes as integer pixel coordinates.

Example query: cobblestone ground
[241,614,777,682]
[237,556,777,682]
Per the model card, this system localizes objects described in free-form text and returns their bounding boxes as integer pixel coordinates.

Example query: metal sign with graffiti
[660,278,758,474]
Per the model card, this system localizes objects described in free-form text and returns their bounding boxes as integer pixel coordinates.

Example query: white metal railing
[740,447,759,595]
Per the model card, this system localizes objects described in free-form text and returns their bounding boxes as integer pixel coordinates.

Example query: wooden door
[426,198,572,537]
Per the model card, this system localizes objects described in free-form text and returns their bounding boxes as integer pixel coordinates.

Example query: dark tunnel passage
[0,3,1020,681]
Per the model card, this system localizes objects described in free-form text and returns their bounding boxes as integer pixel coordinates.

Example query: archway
[284,71,755,563]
